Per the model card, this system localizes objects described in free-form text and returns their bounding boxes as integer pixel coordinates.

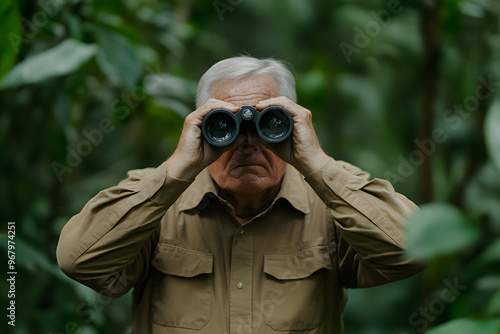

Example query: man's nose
[239,131,260,152]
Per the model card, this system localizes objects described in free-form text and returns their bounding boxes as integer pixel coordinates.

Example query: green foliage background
[1,0,500,333]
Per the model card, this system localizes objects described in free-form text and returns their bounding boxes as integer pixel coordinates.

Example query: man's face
[207,75,287,195]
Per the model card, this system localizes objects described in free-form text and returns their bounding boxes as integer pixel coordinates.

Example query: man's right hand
[165,98,241,180]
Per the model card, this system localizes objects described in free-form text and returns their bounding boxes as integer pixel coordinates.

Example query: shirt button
[239,228,244,235]
[237,282,243,289]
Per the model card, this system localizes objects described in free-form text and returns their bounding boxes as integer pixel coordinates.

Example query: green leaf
[485,96,500,170]
[426,318,500,334]
[153,97,191,118]
[0,39,97,89]
[94,27,143,88]
[145,73,197,101]
[406,203,481,260]
[467,239,500,276]
[477,239,500,265]
[0,0,21,81]
[475,275,500,291]
[486,291,500,316]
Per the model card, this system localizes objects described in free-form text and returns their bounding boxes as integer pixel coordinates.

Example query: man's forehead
[210,75,280,106]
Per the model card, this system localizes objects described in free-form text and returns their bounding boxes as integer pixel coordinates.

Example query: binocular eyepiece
[201,106,293,147]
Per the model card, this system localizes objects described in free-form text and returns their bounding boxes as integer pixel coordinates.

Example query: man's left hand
[256,97,331,176]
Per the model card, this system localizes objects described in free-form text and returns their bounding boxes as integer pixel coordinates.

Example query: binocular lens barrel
[201,106,293,147]
[205,111,238,144]
[257,108,290,141]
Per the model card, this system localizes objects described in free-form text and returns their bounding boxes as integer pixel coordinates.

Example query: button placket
[229,230,253,334]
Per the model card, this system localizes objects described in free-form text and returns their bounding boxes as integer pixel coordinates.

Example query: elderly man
[57,56,424,334]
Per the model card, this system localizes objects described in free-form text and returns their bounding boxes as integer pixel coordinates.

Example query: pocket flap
[264,246,332,280]
[151,243,213,277]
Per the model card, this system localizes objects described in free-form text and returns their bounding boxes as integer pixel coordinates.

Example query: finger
[255,97,310,121]
[255,96,293,111]
[191,99,240,122]
[204,98,240,112]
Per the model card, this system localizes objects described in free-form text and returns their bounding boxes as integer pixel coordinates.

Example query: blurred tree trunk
[419,0,441,203]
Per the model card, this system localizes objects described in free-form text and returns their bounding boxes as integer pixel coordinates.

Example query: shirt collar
[177,164,310,215]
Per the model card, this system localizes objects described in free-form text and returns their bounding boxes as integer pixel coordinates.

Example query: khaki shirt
[57,158,424,334]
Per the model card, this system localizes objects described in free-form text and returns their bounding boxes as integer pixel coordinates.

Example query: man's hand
[256,97,331,176]
[165,99,242,180]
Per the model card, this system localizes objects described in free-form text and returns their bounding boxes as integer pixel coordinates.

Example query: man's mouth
[235,164,262,168]
[232,163,266,171]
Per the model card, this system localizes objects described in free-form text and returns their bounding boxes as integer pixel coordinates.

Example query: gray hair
[196,56,297,107]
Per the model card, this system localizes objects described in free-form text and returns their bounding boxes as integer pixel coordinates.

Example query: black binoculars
[201,106,293,147]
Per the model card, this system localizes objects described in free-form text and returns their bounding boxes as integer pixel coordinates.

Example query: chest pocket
[150,243,213,330]
[263,246,332,331]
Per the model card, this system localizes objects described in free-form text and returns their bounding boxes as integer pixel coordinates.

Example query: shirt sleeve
[304,158,425,288]
[56,162,193,297]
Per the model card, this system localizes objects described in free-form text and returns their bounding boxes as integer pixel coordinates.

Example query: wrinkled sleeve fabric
[304,158,425,288]
[56,162,193,297]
